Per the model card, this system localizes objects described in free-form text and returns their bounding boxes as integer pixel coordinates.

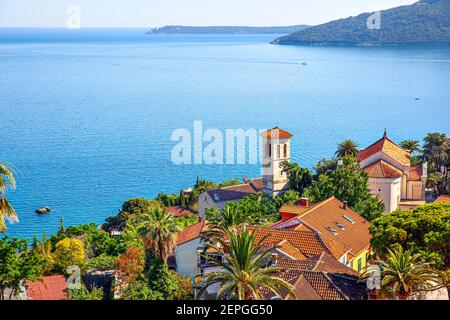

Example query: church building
[358,131,427,213]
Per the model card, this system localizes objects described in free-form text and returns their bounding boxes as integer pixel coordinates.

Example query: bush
[87,254,116,271]
[69,284,104,300]
[121,281,163,300]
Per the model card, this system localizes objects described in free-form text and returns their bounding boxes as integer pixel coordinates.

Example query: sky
[0,0,418,28]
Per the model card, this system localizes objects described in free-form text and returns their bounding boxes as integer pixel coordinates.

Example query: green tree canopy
[281,161,313,195]
[0,237,42,300]
[370,203,450,270]
[304,156,384,221]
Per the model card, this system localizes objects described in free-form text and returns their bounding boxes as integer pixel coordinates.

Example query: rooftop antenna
[383,128,388,138]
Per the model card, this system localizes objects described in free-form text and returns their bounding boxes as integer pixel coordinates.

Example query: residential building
[276,197,372,273]
[198,178,262,218]
[26,275,68,300]
[358,131,427,213]
[174,220,206,277]
[265,253,367,300]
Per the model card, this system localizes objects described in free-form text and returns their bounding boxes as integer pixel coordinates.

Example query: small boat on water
[36,206,51,214]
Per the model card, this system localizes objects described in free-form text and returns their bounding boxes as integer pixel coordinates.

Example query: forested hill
[147,25,310,35]
[272,0,450,45]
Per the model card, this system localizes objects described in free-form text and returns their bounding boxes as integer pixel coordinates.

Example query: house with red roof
[25,275,68,300]
[358,131,427,212]
[174,220,206,277]
[276,197,372,273]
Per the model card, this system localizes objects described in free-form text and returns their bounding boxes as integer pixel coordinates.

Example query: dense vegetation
[370,202,450,270]
[273,0,450,45]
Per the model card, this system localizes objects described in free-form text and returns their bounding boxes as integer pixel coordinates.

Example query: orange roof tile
[265,254,366,300]
[358,134,410,166]
[363,160,403,178]
[26,275,67,300]
[176,220,205,245]
[165,206,195,217]
[435,195,450,203]
[248,226,349,259]
[260,127,294,139]
[276,197,371,257]
[279,204,311,215]
[277,240,308,260]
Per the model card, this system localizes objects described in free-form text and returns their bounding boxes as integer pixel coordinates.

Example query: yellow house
[276,196,372,273]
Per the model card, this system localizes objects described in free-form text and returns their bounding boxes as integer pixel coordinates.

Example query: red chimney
[343,201,348,210]
[297,198,309,207]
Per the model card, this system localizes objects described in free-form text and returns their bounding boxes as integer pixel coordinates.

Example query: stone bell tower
[260,127,293,196]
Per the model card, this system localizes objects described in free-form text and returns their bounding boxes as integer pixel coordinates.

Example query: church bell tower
[260,127,293,196]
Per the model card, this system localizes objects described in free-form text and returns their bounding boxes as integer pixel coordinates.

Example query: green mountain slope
[272,0,450,45]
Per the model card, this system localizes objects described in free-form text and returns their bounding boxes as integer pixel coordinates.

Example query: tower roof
[260,127,294,139]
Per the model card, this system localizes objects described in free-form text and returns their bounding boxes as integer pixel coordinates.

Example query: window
[357,258,363,272]
[340,255,346,264]
[277,145,280,158]
[343,215,355,224]
[335,221,346,230]
[268,144,272,157]
[283,144,287,158]
[326,226,338,235]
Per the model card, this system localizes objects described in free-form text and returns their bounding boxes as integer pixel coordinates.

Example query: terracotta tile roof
[276,258,318,271]
[279,204,311,215]
[276,197,371,257]
[408,165,423,181]
[276,240,308,260]
[165,206,195,217]
[260,127,294,139]
[176,220,205,245]
[435,195,450,203]
[263,253,365,300]
[26,275,67,300]
[358,134,410,166]
[206,178,262,202]
[363,160,403,178]
[248,226,349,259]
[266,270,366,300]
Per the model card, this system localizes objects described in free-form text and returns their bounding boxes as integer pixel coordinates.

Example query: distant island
[147,25,310,35]
[272,0,450,45]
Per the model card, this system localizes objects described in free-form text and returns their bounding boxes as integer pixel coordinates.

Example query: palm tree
[400,140,422,154]
[378,246,444,300]
[335,140,359,158]
[423,133,449,194]
[137,207,182,262]
[202,206,243,250]
[426,172,444,195]
[0,161,18,232]
[198,226,297,300]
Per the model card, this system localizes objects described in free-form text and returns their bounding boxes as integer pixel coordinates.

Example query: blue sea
[1,28,449,240]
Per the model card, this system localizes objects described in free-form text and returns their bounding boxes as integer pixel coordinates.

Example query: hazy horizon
[0,0,417,28]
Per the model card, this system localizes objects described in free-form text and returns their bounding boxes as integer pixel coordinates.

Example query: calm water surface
[1,29,449,239]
